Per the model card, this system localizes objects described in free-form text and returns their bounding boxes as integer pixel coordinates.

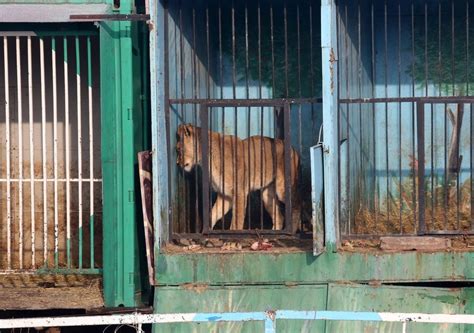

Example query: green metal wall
[153,284,473,333]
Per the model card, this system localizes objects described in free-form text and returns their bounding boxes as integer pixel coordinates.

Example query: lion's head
[176,124,201,172]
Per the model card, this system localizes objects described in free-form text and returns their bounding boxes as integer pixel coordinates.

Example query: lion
[176,123,301,232]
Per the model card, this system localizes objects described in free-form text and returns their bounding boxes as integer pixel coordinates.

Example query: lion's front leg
[210,194,232,230]
[230,191,248,230]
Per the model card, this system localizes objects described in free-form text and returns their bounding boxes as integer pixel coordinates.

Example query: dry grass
[353,179,472,235]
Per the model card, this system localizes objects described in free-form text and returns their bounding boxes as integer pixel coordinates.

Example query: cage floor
[163,238,313,254]
[0,274,103,310]
[341,236,474,253]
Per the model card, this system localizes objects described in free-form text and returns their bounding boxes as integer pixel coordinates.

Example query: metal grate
[0,30,102,272]
[163,0,322,239]
[336,0,473,237]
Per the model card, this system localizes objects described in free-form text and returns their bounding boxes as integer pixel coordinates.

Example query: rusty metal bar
[169,98,323,106]
[200,105,210,234]
[283,102,292,232]
[417,101,426,235]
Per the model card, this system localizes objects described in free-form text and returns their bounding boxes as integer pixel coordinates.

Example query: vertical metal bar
[371,0,378,229]
[434,0,441,227]
[417,101,426,234]
[344,4,350,234]
[358,0,362,234]
[218,1,225,229]
[206,5,212,232]
[469,2,473,231]
[411,1,417,228]
[232,1,238,228]
[384,0,390,226]
[27,36,35,268]
[424,3,433,231]
[258,0,264,230]
[52,37,59,268]
[467,0,470,96]
[206,6,210,98]
[444,101,448,229]
[264,317,276,333]
[40,37,48,265]
[245,3,251,229]
[398,0,403,233]
[178,1,185,233]
[283,102,292,232]
[76,36,83,269]
[296,6,303,221]
[4,36,12,269]
[309,2,314,97]
[452,0,455,94]
[284,0,289,97]
[425,2,428,96]
[431,101,434,227]
[471,103,473,230]
[201,105,210,233]
[16,36,24,269]
[439,0,442,95]
[192,3,199,233]
[87,36,94,268]
[64,36,71,268]
[270,3,275,95]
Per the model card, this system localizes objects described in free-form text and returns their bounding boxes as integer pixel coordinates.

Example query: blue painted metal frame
[150,0,170,253]
[2,310,473,331]
[321,0,340,249]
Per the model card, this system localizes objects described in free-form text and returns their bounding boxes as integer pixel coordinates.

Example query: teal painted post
[321,0,340,250]
[87,35,95,270]
[75,35,84,269]
[100,16,144,307]
[64,35,72,270]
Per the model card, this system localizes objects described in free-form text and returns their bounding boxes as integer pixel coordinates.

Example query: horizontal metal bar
[342,234,472,240]
[0,268,101,275]
[340,97,474,104]
[0,310,473,330]
[341,234,415,240]
[423,231,474,236]
[0,178,102,182]
[171,230,310,239]
[69,14,150,21]
[169,98,323,107]
[0,31,98,37]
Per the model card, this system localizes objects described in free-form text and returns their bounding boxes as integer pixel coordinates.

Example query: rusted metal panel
[326,284,466,333]
[155,251,474,286]
[153,284,327,333]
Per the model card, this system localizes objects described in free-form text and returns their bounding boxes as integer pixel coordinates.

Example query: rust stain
[329,48,336,95]
[180,283,209,294]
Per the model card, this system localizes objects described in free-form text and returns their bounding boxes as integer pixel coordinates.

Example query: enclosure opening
[163,0,322,242]
[0,26,102,272]
[336,0,474,238]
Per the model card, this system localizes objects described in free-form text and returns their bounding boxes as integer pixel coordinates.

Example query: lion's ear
[184,124,192,136]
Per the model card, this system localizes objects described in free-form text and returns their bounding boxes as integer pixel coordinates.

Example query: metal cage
[162,0,323,240]
[336,0,474,238]
[0,28,102,273]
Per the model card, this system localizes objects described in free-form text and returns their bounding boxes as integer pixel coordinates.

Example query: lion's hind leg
[210,194,232,230]
[262,185,284,230]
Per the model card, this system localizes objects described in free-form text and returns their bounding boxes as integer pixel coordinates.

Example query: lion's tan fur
[177,124,301,232]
